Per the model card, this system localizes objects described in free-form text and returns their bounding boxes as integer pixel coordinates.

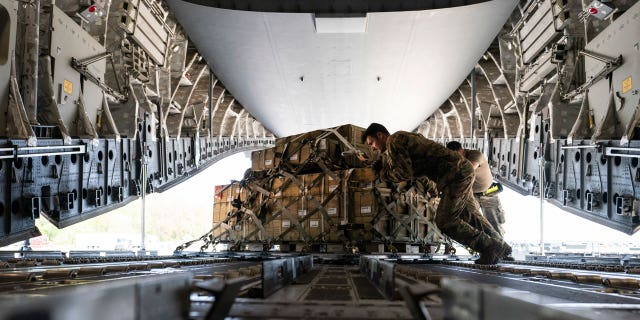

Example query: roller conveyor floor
[412,262,640,304]
[0,252,639,319]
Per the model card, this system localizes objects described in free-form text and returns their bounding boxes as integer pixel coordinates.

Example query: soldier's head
[465,151,482,169]
[446,141,465,156]
[362,123,390,152]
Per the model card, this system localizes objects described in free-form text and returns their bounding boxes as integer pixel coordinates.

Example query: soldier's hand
[372,159,383,171]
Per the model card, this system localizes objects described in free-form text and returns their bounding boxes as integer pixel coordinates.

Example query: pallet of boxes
[211,124,449,253]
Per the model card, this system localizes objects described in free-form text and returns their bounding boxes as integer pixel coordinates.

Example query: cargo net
[175,125,452,253]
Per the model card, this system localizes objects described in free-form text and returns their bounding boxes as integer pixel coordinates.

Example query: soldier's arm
[380,134,414,183]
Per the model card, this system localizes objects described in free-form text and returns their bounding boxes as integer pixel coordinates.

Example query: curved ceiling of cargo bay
[167,0,517,137]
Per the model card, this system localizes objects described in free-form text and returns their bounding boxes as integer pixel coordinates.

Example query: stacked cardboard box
[250,124,372,173]
[212,184,241,241]
[212,124,444,249]
[213,168,383,243]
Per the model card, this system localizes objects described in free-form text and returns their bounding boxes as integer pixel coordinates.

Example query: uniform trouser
[474,192,506,237]
[434,163,503,253]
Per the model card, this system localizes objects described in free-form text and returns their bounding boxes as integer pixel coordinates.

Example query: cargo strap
[214,183,234,199]
[371,186,419,241]
[246,180,307,242]
[324,127,363,156]
[405,192,444,246]
[242,207,268,238]
[247,172,317,242]
[174,207,239,253]
[275,172,313,242]
[405,182,449,246]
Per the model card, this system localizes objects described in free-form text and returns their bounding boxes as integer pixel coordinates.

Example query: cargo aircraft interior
[1,0,640,319]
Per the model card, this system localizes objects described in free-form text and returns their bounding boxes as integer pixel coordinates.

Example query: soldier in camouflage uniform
[362,123,511,264]
[447,141,506,237]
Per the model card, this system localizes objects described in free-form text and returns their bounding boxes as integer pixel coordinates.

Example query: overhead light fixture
[314,14,367,34]
[78,4,106,24]
[586,0,615,19]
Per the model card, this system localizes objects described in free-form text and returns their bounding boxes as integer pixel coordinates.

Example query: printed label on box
[327,208,337,215]
[298,209,307,217]
[361,206,372,214]
[310,220,319,228]
[282,220,290,228]
[265,159,273,166]
[290,154,298,161]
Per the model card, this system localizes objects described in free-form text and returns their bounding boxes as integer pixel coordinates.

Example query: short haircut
[361,123,390,143]
[466,150,483,163]
[446,141,462,151]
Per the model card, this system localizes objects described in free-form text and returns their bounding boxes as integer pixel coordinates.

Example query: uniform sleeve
[380,134,414,183]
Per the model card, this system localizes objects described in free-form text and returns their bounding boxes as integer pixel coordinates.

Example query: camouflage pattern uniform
[475,193,506,237]
[378,131,506,255]
[465,149,506,237]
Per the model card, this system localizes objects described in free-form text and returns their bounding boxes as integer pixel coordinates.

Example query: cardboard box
[215,183,245,203]
[281,221,300,242]
[214,185,227,203]
[232,184,245,201]
[322,197,341,218]
[286,142,311,165]
[324,172,342,194]
[212,201,235,240]
[282,199,314,242]
[302,173,323,196]
[265,213,282,239]
[307,212,322,239]
[263,147,281,169]
[251,150,264,171]
[220,185,232,203]
[350,168,375,188]
[302,192,341,219]
[271,177,302,198]
[352,189,376,218]
[286,148,300,164]
[276,131,316,160]
[301,194,342,242]
[213,202,233,224]
[352,216,373,241]
[336,124,364,145]
[333,124,373,167]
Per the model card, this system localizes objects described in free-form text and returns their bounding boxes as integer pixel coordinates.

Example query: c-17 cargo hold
[211,124,445,252]
[2,0,640,319]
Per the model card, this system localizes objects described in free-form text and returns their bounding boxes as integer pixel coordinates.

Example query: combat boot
[501,242,513,261]
[475,241,511,265]
[474,245,500,265]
